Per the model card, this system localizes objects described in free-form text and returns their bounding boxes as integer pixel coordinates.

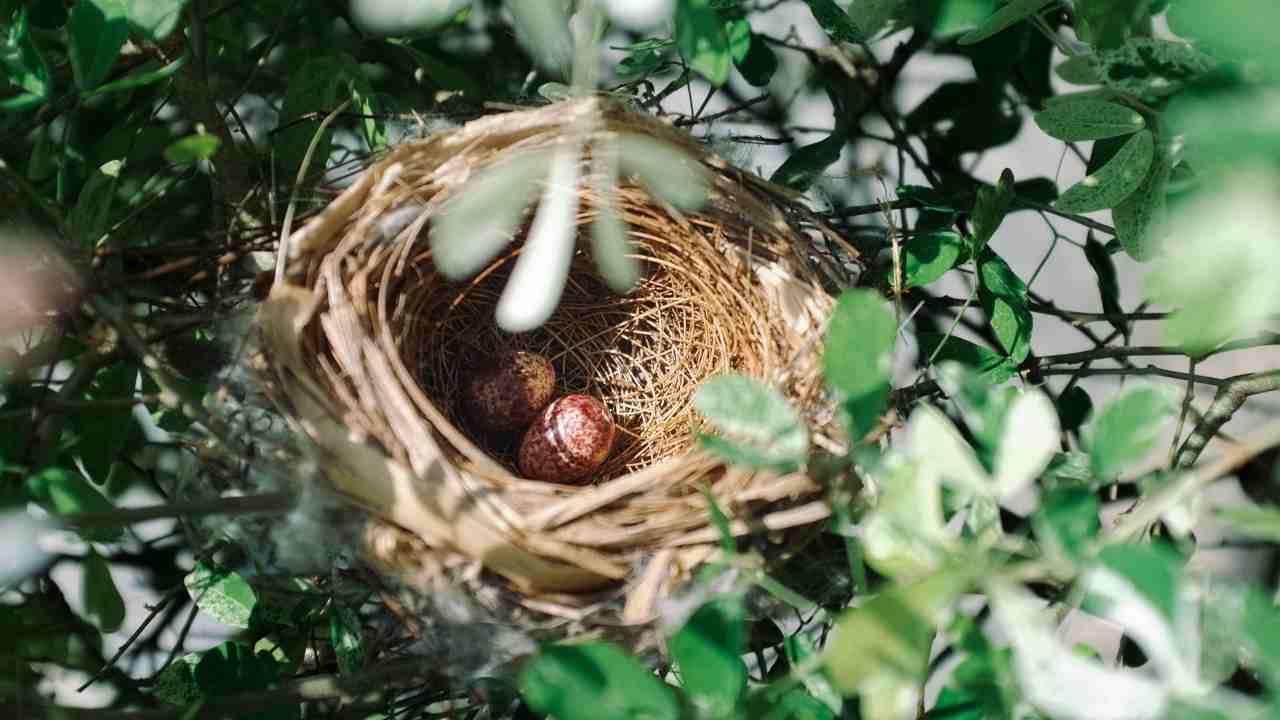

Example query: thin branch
[673,93,771,127]
[65,491,295,531]
[1038,365,1227,388]
[1038,333,1280,365]
[1113,414,1280,541]
[1173,369,1280,468]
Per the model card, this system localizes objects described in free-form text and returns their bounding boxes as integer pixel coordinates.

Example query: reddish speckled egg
[518,394,615,482]
[462,351,556,432]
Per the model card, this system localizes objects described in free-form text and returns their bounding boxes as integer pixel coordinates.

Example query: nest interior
[408,201,789,479]
[258,98,853,614]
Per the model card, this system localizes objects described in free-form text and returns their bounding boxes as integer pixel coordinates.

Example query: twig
[4,656,437,719]
[1038,365,1227,388]
[1113,414,1280,541]
[673,93,770,127]
[1173,369,1280,468]
[77,587,183,692]
[64,491,295,531]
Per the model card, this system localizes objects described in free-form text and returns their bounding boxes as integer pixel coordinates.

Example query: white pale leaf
[347,0,472,37]
[906,404,989,496]
[993,389,1060,499]
[602,0,672,30]
[496,146,581,332]
[0,510,54,588]
[992,583,1169,720]
[589,152,640,293]
[1081,566,1198,688]
[431,149,552,280]
[615,134,710,211]
[507,0,574,76]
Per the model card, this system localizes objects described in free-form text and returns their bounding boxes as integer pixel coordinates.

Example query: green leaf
[1034,487,1100,562]
[1145,174,1280,354]
[1087,544,1184,656]
[1214,506,1280,543]
[824,289,895,440]
[74,362,138,485]
[1,9,50,106]
[153,653,202,705]
[745,684,836,720]
[977,249,1033,365]
[395,43,483,95]
[29,2,69,29]
[933,362,1017,451]
[277,53,363,174]
[824,570,972,693]
[1055,129,1154,213]
[1111,143,1170,262]
[1033,98,1146,142]
[1096,38,1216,102]
[519,643,679,720]
[694,374,809,471]
[958,0,1052,45]
[125,0,187,40]
[25,467,122,542]
[676,0,731,85]
[863,455,953,579]
[670,598,747,715]
[1055,386,1093,433]
[67,159,124,248]
[1167,0,1280,72]
[329,602,365,676]
[1083,236,1126,339]
[971,168,1015,253]
[1055,54,1102,85]
[846,0,896,40]
[1075,0,1151,49]
[82,549,125,633]
[68,0,129,90]
[1084,385,1173,480]
[770,132,844,191]
[725,17,751,63]
[782,634,842,714]
[185,562,258,630]
[82,56,185,98]
[734,32,777,87]
[892,230,966,289]
[164,134,221,165]
[802,0,865,43]
[193,642,290,719]
[918,334,1017,383]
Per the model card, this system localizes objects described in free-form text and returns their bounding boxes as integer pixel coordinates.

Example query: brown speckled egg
[518,395,615,482]
[462,351,556,432]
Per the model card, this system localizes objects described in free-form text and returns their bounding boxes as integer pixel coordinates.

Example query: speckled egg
[462,351,556,432]
[518,394,615,482]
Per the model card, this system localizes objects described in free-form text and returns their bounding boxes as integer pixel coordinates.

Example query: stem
[65,491,296,530]
[1112,415,1280,541]
[1173,369,1280,468]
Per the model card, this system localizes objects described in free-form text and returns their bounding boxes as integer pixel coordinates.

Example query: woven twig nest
[256,98,854,622]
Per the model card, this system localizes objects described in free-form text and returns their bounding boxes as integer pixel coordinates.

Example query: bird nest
[256,98,855,622]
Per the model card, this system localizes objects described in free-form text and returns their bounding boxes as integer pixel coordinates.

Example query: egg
[518,395,615,482]
[462,351,556,432]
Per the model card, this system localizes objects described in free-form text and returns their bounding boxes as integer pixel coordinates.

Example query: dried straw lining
[258,98,854,612]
